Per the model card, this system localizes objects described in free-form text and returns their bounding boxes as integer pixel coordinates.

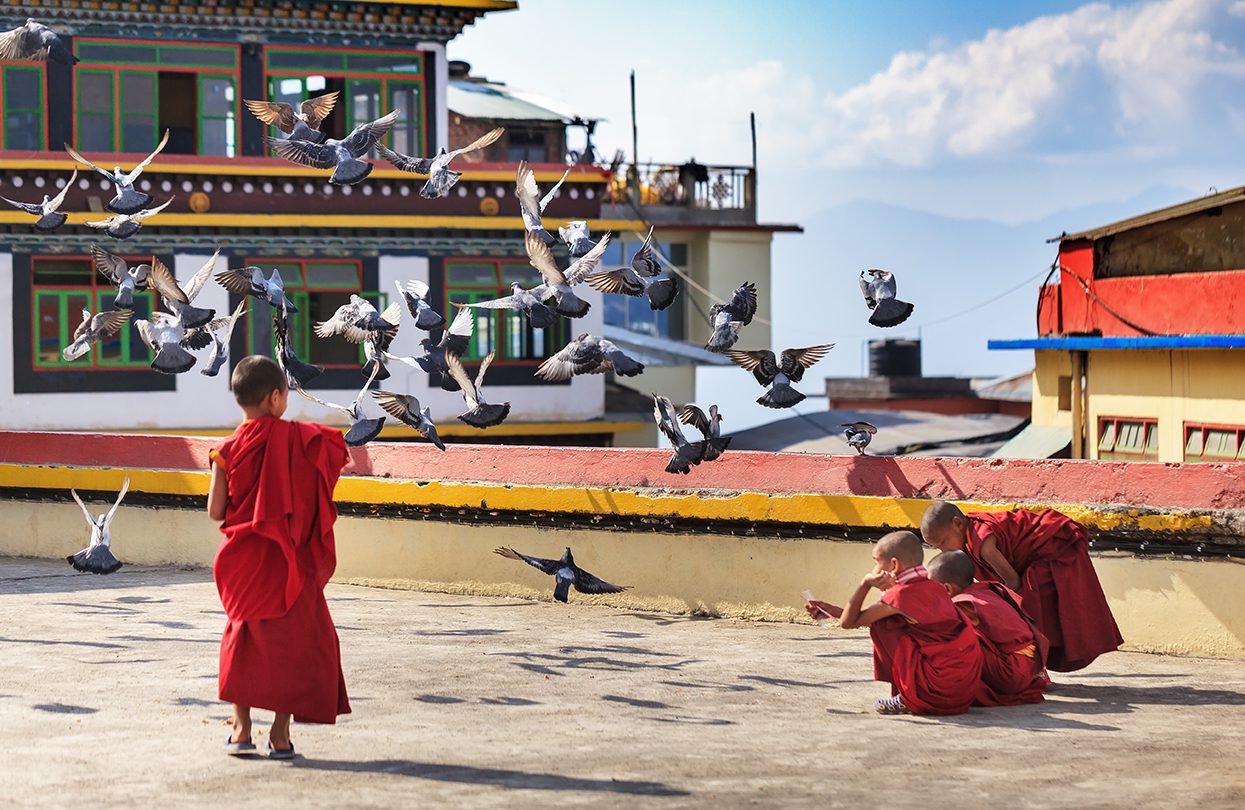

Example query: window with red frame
[31,256,155,370]
[444,258,569,363]
[1184,423,1245,462]
[1097,416,1159,461]
[1,61,46,150]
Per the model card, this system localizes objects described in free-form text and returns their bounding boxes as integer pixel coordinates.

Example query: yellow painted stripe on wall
[0,212,645,232]
[0,463,1215,536]
[2,160,585,183]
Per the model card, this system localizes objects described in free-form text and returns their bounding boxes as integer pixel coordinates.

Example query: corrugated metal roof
[1052,186,1245,243]
[971,370,1033,402]
[989,335,1245,350]
[602,324,732,366]
[990,423,1070,459]
[448,79,592,123]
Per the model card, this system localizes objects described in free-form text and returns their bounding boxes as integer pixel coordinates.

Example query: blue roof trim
[989,335,1245,350]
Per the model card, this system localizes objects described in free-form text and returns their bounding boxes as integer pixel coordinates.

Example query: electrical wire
[1060,267,1164,336]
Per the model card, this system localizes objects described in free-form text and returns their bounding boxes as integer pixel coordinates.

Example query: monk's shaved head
[921,500,965,535]
[928,550,975,589]
[920,500,970,551]
[231,354,287,406]
[874,530,924,569]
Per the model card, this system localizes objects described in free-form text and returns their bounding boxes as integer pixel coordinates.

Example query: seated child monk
[920,501,1122,672]
[805,530,982,716]
[928,551,1049,706]
[208,355,351,758]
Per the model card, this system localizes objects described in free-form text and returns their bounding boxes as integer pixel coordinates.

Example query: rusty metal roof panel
[1051,186,1245,243]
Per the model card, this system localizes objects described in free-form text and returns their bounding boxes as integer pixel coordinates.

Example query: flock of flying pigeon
[4,19,917,585]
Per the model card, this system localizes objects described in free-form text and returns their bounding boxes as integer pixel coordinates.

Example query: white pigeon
[558,220,596,258]
[66,131,170,214]
[67,477,130,575]
[374,127,505,198]
[215,265,299,313]
[524,230,611,319]
[84,196,174,240]
[135,311,212,375]
[859,269,915,328]
[1,169,77,231]
[62,308,132,362]
[516,160,569,245]
[394,279,445,331]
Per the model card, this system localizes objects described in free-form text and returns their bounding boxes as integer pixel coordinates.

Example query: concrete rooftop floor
[3,557,1245,809]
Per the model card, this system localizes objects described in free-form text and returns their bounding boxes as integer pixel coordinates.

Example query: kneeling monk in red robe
[208,355,351,757]
[806,531,982,716]
[921,501,1122,672]
[929,551,1049,706]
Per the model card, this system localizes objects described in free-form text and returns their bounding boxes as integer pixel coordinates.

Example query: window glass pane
[599,239,623,267]
[307,75,327,93]
[348,80,380,123]
[306,291,359,366]
[1145,424,1159,454]
[78,71,114,114]
[122,72,156,114]
[667,243,688,266]
[34,260,93,286]
[127,294,154,363]
[345,53,422,72]
[1097,421,1117,452]
[4,68,43,150]
[1185,429,1204,458]
[447,263,498,286]
[1205,429,1238,458]
[500,263,534,286]
[1116,421,1143,452]
[200,76,235,117]
[66,293,91,363]
[200,117,230,156]
[304,262,359,288]
[388,82,422,154]
[268,50,345,71]
[158,46,236,68]
[36,293,64,366]
[603,295,626,328]
[253,262,305,287]
[78,42,158,64]
[275,77,308,101]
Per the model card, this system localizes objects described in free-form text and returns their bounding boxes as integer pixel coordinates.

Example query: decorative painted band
[1,431,1243,512]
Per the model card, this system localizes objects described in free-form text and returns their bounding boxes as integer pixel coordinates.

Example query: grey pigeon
[66,131,169,214]
[273,301,322,388]
[653,393,706,475]
[1,169,77,231]
[244,91,339,144]
[444,351,511,429]
[395,279,445,331]
[215,265,298,313]
[452,282,558,329]
[493,546,628,603]
[535,333,644,382]
[135,311,212,375]
[84,196,173,240]
[292,364,386,447]
[859,269,914,328]
[705,281,758,353]
[516,160,569,245]
[374,126,504,199]
[361,323,396,383]
[371,390,446,451]
[267,109,400,186]
[728,344,835,409]
[525,230,610,319]
[679,404,731,462]
[385,305,473,392]
[314,295,401,343]
[200,300,248,377]
[91,244,150,309]
[0,19,78,64]
[67,477,130,575]
[146,257,216,329]
[62,308,132,362]
[558,220,596,258]
[842,421,878,455]
[585,226,679,312]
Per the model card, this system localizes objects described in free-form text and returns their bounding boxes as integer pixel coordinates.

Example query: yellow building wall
[1031,350,1074,428]
[662,229,773,348]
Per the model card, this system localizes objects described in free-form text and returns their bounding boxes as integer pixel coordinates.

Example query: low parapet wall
[1,431,1243,658]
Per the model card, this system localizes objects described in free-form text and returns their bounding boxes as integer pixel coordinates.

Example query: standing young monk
[929,551,1048,706]
[208,355,351,758]
[806,531,982,716]
[920,501,1122,672]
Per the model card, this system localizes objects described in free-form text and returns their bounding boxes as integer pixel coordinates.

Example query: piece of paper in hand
[802,590,829,627]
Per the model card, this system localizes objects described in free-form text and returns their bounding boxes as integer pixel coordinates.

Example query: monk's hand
[805,600,842,620]
[862,571,894,590]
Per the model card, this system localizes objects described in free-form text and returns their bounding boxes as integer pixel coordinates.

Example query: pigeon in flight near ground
[705,281,758,353]
[65,131,169,214]
[62,308,132,362]
[453,282,558,329]
[653,393,706,475]
[371,391,446,451]
[859,269,915,328]
[216,265,298,313]
[91,245,150,309]
[200,300,248,377]
[375,126,505,199]
[395,279,445,331]
[535,333,644,382]
[84,197,173,240]
[842,421,878,455]
[273,302,323,388]
[516,160,569,246]
[135,311,213,374]
[67,477,130,575]
[314,295,401,343]
[493,546,628,603]
[559,220,597,258]
[245,91,339,144]
[679,404,731,462]
[585,227,679,312]
[147,257,216,329]
[729,344,835,409]
[268,109,400,186]
[2,169,77,232]
[524,231,610,319]
[0,19,78,64]
[445,351,511,429]
[293,365,386,447]
[385,305,473,392]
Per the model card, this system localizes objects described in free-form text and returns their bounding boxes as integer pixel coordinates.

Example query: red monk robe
[966,509,1122,672]
[953,581,1049,706]
[211,416,351,724]
[871,574,982,716]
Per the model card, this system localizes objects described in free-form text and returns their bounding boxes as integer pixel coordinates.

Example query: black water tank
[869,339,921,377]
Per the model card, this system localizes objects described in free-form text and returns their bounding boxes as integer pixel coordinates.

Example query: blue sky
[451,0,1245,380]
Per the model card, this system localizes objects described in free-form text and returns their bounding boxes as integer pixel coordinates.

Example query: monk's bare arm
[839,573,900,629]
[207,463,228,522]
[978,536,1021,590]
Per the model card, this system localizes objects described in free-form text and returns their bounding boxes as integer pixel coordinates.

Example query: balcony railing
[608,161,756,224]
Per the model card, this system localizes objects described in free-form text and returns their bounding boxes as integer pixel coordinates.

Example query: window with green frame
[1097,417,1159,461]
[31,257,155,370]
[265,46,424,155]
[1,64,46,150]
[243,259,384,369]
[73,39,238,156]
[445,259,568,363]
[1184,423,1245,462]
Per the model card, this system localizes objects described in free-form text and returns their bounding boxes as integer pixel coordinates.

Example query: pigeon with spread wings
[705,281,757,353]
[524,230,610,319]
[444,351,511,429]
[2,169,77,232]
[842,421,878,455]
[452,282,558,329]
[0,18,78,64]
[729,344,835,409]
[384,304,473,392]
[585,226,679,312]
[268,109,400,186]
[135,311,215,375]
[559,220,596,259]
[375,126,504,199]
[493,546,628,603]
[215,265,298,313]
[146,257,216,329]
[65,130,169,214]
[679,404,731,462]
[67,477,130,575]
[91,244,150,309]
[314,295,401,343]
[273,301,323,388]
[293,365,387,447]
[653,393,705,475]
[62,308,132,362]
[200,300,249,377]
[371,391,446,451]
[516,160,569,246]
[84,196,173,240]
[535,333,644,382]
[394,279,445,331]
[245,91,339,144]
[859,269,915,328]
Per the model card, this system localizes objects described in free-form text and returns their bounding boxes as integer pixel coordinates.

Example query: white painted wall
[418,41,449,151]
